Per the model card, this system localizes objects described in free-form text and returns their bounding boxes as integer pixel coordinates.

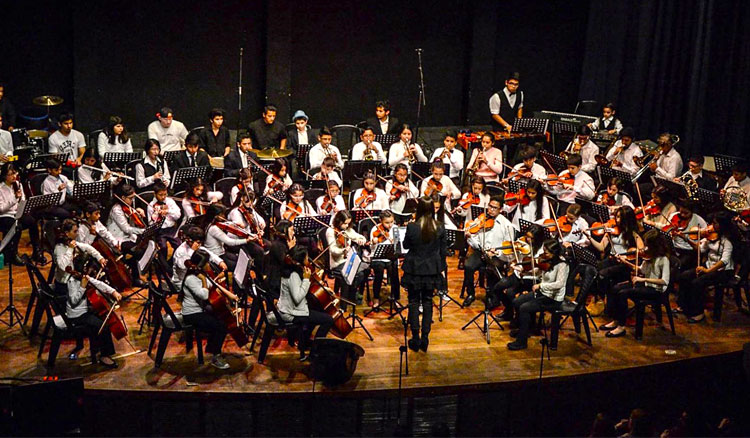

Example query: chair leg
[148,323,161,356]
[664,301,676,335]
[185,328,194,352]
[581,311,593,346]
[37,321,51,358]
[195,331,204,365]
[635,303,645,340]
[249,317,265,352]
[154,329,173,368]
[24,288,37,326]
[550,314,561,350]
[47,332,62,369]
[257,325,274,364]
[713,286,725,322]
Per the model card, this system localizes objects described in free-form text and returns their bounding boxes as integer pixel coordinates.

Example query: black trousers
[676,269,731,318]
[68,312,116,357]
[513,293,560,344]
[0,215,40,257]
[407,287,434,339]
[462,249,499,297]
[596,257,630,300]
[291,309,333,353]
[370,260,400,301]
[606,283,661,326]
[183,311,228,355]
[674,248,697,272]
[489,274,531,318]
[156,226,181,266]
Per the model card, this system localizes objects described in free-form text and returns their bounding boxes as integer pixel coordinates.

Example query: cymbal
[256,147,293,159]
[32,95,64,106]
[27,130,49,139]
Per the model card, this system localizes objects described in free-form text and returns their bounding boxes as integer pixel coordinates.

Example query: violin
[634,200,660,220]
[371,224,392,245]
[355,189,376,209]
[545,172,574,187]
[589,218,620,237]
[542,216,574,235]
[662,214,689,234]
[495,239,531,257]
[452,192,481,214]
[506,165,532,181]
[504,189,530,208]
[320,195,334,214]
[239,205,266,249]
[283,200,303,221]
[190,196,206,215]
[598,192,616,207]
[216,221,251,239]
[682,225,719,242]
[515,252,553,272]
[389,180,407,201]
[466,213,495,234]
[65,265,128,340]
[424,177,443,196]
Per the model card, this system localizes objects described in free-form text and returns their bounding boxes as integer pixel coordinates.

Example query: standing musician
[546,154,595,203]
[279,183,315,221]
[147,181,182,260]
[279,246,334,361]
[666,198,707,270]
[677,155,718,192]
[78,149,120,185]
[181,178,223,220]
[430,130,464,184]
[147,107,188,153]
[315,180,346,216]
[564,125,598,173]
[402,196,447,352]
[461,195,516,307]
[204,204,257,272]
[641,186,676,229]
[352,172,389,211]
[587,103,623,134]
[224,133,258,178]
[263,158,293,197]
[42,158,76,219]
[181,249,238,370]
[311,157,343,187]
[171,227,226,291]
[466,132,504,183]
[387,123,428,170]
[107,185,146,243]
[508,179,551,231]
[326,210,368,304]
[586,206,644,299]
[600,229,671,337]
[308,126,344,170]
[366,210,401,308]
[230,168,255,206]
[97,115,133,157]
[228,191,269,278]
[135,139,171,191]
[366,100,400,135]
[605,127,642,175]
[351,126,387,164]
[453,176,490,223]
[489,71,523,133]
[648,133,683,180]
[597,177,634,215]
[385,163,419,215]
[55,220,122,368]
[502,146,547,185]
[0,163,44,264]
[507,239,569,351]
[560,204,590,248]
[420,161,460,213]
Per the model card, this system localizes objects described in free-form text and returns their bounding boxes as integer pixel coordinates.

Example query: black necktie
[189,154,195,167]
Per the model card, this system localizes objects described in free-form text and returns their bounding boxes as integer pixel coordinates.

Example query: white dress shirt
[606,141,643,174]
[565,139,599,173]
[77,162,116,185]
[548,170,595,202]
[106,203,145,242]
[351,187,389,211]
[0,129,12,156]
[351,141,387,164]
[562,216,589,247]
[315,194,346,215]
[308,143,344,169]
[654,148,683,179]
[510,197,552,231]
[489,88,524,114]
[204,224,248,257]
[148,197,181,228]
[510,161,547,180]
[701,236,733,271]
[429,147,465,179]
[228,207,266,239]
[668,211,706,251]
[171,242,223,289]
[53,242,103,284]
[0,182,23,218]
[385,180,420,214]
[388,141,428,169]
[42,174,74,205]
[66,276,116,319]
[466,213,515,251]
[77,220,120,248]
[590,116,623,133]
[311,171,343,187]
[419,175,460,211]
[135,156,171,188]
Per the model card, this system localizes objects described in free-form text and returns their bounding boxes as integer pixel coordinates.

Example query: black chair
[214,177,238,207]
[24,257,55,337]
[124,159,141,183]
[331,124,359,159]
[250,286,303,364]
[633,256,678,340]
[149,284,206,368]
[89,129,104,155]
[708,275,735,322]
[28,173,48,197]
[550,263,598,350]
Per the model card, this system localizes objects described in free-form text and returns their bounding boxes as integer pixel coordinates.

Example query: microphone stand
[414,48,427,146]
[236,45,244,134]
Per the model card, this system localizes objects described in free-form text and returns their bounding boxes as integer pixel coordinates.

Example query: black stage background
[1,0,747,157]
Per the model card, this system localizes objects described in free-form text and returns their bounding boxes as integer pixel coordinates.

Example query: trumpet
[363,141,375,161]
[404,141,416,164]
[437,147,452,161]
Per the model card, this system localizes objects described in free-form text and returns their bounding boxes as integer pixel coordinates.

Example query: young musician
[667,198,707,270]
[247,104,287,150]
[587,103,623,134]
[279,246,334,361]
[204,204,255,271]
[419,161,460,213]
[287,110,311,151]
[597,177,634,214]
[55,219,122,368]
[502,146,547,184]
[509,179,551,231]
[641,186,677,229]
[546,154,595,203]
[564,125,598,173]
[97,116,133,157]
[560,204,590,248]
[147,107,188,153]
[135,139,171,191]
[181,250,237,370]
[181,178,222,219]
[48,113,86,164]
[721,162,750,204]
[648,133,683,180]
[147,181,181,259]
[78,149,120,185]
[388,124,428,169]
[430,191,457,231]
[224,133,258,178]
[430,130,464,183]
[0,163,44,264]
[311,157,343,186]
[315,180,346,215]
[352,172,389,211]
[42,158,75,218]
[351,126,387,164]
[263,158,293,197]
[308,126,344,170]
[385,163,419,215]
[171,226,226,291]
[366,100,400,135]
[227,191,268,278]
[230,168,255,206]
[172,133,211,171]
[678,155,718,192]
[601,229,671,337]
[401,197,446,352]
[675,213,734,323]
[489,71,523,132]
[279,183,315,221]
[326,210,368,304]
[605,127,642,175]
[466,132,503,182]
[453,176,490,223]
[461,195,516,307]
[367,210,401,308]
[107,184,146,242]
[198,108,231,158]
[507,239,569,351]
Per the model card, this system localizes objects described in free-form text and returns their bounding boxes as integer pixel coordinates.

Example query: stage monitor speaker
[310,339,365,386]
[743,342,750,382]
[0,377,84,436]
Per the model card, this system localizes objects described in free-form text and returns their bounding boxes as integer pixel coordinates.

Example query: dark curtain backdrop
[579,0,750,158]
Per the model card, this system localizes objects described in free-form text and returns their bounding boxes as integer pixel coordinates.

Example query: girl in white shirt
[388,124,428,169]
[78,149,120,185]
[97,115,133,157]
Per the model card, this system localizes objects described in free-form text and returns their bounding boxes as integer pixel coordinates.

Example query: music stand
[520,218,551,239]
[570,243,598,266]
[163,150,181,166]
[363,243,405,318]
[694,188,720,207]
[539,150,567,174]
[171,165,212,191]
[352,209,381,225]
[374,134,399,151]
[24,153,70,172]
[343,160,383,182]
[295,144,314,169]
[508,178,528,194]
[512,118,549,135]
[293,215,331,237]
[135,217,164,249]
[180,214,209,235]
[469,205,486,221]
[714,154,743,175]
[654,177,688,200]
[551,120,577,154]
[409,161,433,183]
[598,166,634,195]
[103,152,141,171]
[578,198,610,222]
[73,180,110,204]
[434,229,462,321]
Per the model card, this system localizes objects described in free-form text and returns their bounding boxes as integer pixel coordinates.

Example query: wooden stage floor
[1,242,748,396]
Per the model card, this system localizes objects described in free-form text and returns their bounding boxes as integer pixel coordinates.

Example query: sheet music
[235,249,250,288]
[138,241,156,274]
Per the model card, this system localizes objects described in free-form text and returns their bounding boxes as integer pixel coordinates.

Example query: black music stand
[714,154,743,175]
[171,165,212,191]
[598,166,634,195]
[103,152,141,171]
[570,243,598,266]
[392,211,414,226]
[409,161,437,183]
[577,198,610,222]
[24,153,70,172]
[551,121,577,154]
[694,188,720,207]
[520,218,550,239]
[352,209,381,225]
[363,243,405,318]
[375,134,399,151]
[295,144,314,169]
[250,161,274,179]
[163,150,181,166]
[293,215,331,237]
[343,160,383,182]
[539,150,567,174]
[508,178,528,194]
[135,217,164,249]
[654,177,688,200]
[73,180,110,204]
[180,214,209,234]
[434,229,462,321]
[469,205,486,221]
[512,118,549,135]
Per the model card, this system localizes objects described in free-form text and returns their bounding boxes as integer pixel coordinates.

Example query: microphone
[415,48,423,53]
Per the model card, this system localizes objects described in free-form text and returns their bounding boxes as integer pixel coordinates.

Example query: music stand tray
[512,118,549,135]
[445,229,459,250]
[343,161,384,182]
[714,154,743,174]
[352,209,381,225]
[371,242,396,261]
[24,192,63,212]
[520,218,549,239]
[694,188,720,206]
[295,144,314,166]
[578,198,610,222]
[73,181,111,204]
[374,134,399,151]
[469,205,486,221]
[598,166,634,194]
[103,152,141,171]
[570,243,598,266]
[293,215,331,237]
[507,178,528,194]
[25,153,70,172]
[539,150,567,174]
[654,177,688,200]
[181,214,209,233]
[136,217,164,247]
[171,165,212,191]
[163,150,182,166]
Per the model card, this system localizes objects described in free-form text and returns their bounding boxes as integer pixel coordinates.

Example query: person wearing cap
[247,104,287,150]
[564,125,598,173]
[489,72,523,133]
[606,127,642,175]
[287,109,311,151]
[147,107,188,153]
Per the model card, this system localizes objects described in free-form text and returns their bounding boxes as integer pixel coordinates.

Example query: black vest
[139,158,163,190]
[491,89,522,131]
[599,117,618,131]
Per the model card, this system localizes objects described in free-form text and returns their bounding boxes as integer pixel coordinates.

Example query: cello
[65,265,128,340]
[198,263,250,348]
[82,220,133,291]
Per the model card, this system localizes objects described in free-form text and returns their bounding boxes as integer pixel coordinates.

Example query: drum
[10,128,29,147]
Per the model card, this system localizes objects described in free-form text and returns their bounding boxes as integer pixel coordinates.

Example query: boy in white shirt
[429,130,464,184]
[147,107,188,153]
[351,126,386,164]
[48,112,86,164]
[308,126,344,170]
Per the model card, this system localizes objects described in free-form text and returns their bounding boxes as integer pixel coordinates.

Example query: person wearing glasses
[489,72,523,133]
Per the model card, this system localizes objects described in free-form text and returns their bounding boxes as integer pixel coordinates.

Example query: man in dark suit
[172,133,211,170]
[224,132,258,177]
[366,100,400,135]
[682,155,718,192]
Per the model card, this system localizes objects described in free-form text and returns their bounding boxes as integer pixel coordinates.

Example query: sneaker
[211,355,230,370]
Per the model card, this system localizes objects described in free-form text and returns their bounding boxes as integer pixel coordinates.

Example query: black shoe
[507,340,527,350]
[420,337,429,352]
[99,356,119,369]
[408,338,420,352]
[605,329,626,338]
[498,312,513,321]
[462,295,475,307]
[509,329,519,338]
[599,323,616,331]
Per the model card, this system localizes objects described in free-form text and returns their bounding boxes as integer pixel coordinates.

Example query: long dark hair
[526,224,546,253]
[81,149,102,179]
[615,206,639,248]
[105,116,129,144]
[543,239,564,267]
[642,229,669,258]
[332,210,352,231]
[414,196,438,243]
[282,245,307,279]
[429,192,444,225]
[522,179,545,221]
